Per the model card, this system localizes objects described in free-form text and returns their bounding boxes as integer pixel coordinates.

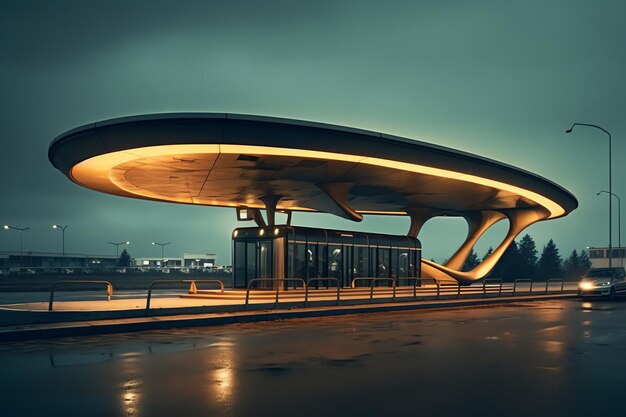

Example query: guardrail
[305,278,340,307]
[513,279,534,295]
[245,278,307,309]
[546,278,564,293]
[49,280,113,311]
[351,277,397,303]
[483,278,503,296]
[405,277,440,300]
[146,279,224,311]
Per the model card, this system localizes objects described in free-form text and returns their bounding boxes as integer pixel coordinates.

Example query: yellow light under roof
[70,144,566,218]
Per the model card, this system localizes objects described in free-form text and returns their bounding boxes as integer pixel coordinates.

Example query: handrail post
[336,282,340,306]
[275,280,280,308]
[49,280,113,312]
[392,280,396,302]
[48,282,57,312]
[245,282,251,309]
[370,282,374,304]
[305,283,309,307]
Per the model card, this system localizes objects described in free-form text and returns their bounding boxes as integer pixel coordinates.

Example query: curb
[0,293,576,342]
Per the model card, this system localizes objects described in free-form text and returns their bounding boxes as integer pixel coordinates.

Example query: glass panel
[307,244,317,280]
[293,243,306,278]
[398,249,409,286]
[343,245,353,287]
[246,242,257,283]
[234,241,246,288]
[329,245,343,283]
[318,244,328,279]
[377,248,390,278]
[354,246,369,277]
[390,248,399,280]
[259,241,272,279]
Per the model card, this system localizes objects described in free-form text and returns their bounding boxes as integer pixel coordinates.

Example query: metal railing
[305,278,340,307]
[482,278,503,296]
[49,280,113,311]
[438,282,462,299]
[245,278,307,309]
[146,279,224,311]
[545,278,564,293]
[351,277,397,303]
[405,277,440,300]
[513,279,534,295]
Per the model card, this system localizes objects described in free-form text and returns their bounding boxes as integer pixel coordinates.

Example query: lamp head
[52,224,58,229]
[126,241,130,245]
[152,242,155,245]
[3,225,8,230]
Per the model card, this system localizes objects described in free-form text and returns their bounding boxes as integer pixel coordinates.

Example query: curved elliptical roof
[48,113,577,221]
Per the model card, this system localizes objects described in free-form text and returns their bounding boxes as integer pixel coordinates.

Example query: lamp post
[152,241,171,268]
[566,123,612,267]
[52,224,69,259]
[3,225,30,269]
[108,241,130,259]
[598,190,621,250]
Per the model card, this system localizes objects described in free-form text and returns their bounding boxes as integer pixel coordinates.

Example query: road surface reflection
[1,299,626,417]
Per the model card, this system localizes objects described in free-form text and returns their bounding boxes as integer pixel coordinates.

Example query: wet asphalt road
[1,299,625,417]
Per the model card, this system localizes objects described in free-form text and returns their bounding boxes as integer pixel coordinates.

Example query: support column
[406,207,442,238]
[259,195,282,227]
[444,211,506,271]
[422,207,550,284]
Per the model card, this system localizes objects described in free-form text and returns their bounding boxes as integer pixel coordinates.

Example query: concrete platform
[0,292,576,341]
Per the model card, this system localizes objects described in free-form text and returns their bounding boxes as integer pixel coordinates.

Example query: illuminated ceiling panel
[48,114,577,220]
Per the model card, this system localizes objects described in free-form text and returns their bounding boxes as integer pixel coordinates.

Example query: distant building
[134,253,217,270]
[0,251,118,273]
[587,247,626,268]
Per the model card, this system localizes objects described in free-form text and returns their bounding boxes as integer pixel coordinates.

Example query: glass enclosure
[232,226,421,288]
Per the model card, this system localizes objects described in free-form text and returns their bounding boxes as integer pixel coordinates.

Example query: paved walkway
[0,291,576,341]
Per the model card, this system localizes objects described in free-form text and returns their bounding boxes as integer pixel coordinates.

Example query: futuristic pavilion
[49,113,577,287]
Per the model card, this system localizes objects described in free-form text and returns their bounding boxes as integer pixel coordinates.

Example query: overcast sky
[1,0,625,264]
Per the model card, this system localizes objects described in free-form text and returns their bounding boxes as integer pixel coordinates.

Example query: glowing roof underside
[48,114,578,220]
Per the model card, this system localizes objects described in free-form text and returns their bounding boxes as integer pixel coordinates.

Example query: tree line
[461,234,591,281]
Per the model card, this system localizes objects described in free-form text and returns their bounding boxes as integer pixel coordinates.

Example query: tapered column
[444,211,506,271]
[259,195,282,226]
[422,207,550,284]
[406,207,442,238]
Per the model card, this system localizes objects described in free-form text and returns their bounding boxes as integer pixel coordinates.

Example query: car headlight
[579,282,593,290]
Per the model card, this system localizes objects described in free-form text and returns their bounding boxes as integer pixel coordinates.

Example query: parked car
[578,267,626,299]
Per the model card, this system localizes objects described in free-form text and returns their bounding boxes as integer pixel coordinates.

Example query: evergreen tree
[462,248,480,271]
[579,249,592,271]
[562,249,580,279]
[482,247,493,262]
[563,249,592,280]
[491,240,522,281]
[537,239,562,279]
[517,234,538,279]
[118,249,132,267]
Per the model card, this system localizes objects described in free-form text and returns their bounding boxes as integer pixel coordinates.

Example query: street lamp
[3,225,30,269]
[108,241,130,259]
[566,123,613,267]
[152,241,171,268]
[598,190,621,250]
[52,224,69,258]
